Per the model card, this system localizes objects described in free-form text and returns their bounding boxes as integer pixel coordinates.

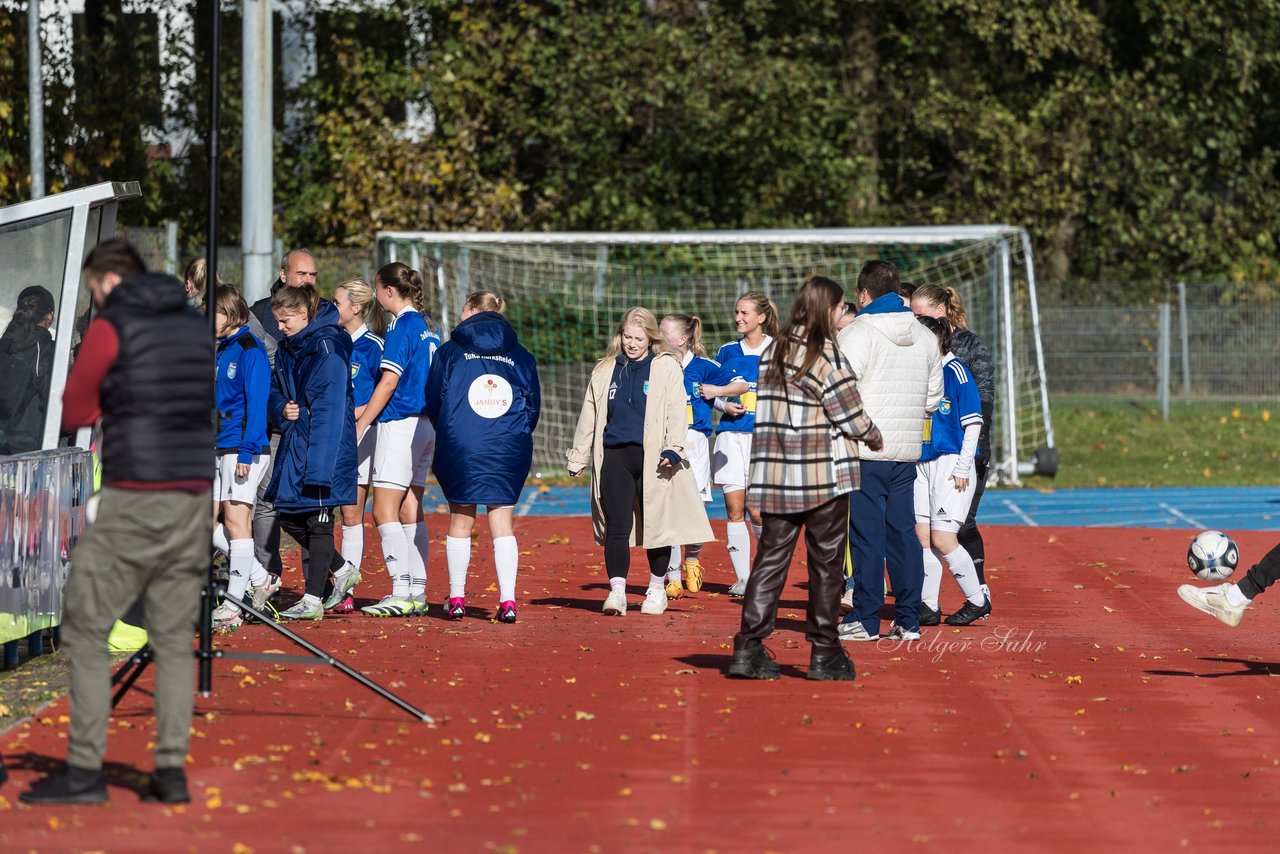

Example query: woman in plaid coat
[729,276,883,682]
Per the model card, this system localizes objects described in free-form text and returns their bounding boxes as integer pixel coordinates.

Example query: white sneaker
[603,589,627,616]
[211,601,242,630]
[727,579,747,598]
[1178,584,1246,628]
[248,574,282,612]
[887,622,921,641]
[641,585,668,615]
[839,587,854,615]
[837,621,880,642]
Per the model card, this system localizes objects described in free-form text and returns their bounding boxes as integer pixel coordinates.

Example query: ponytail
[661,313,707,358]
[738,291,780,340]
[913,284,969,330]
[377,261,437,333]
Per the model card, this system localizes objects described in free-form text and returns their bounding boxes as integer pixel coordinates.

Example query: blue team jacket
[265,302,357,511]
[215,327,270,463]
[424,311,541,506]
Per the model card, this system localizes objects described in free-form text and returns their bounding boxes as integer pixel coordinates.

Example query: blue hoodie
[424,311,540,506]
[265,302,357,511]
[215,327,270,463]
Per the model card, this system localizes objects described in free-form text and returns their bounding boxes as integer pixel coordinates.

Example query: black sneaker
[141,767,191,804]
[727,645,780,680]
[945,596,992,626]
[919,603,942,626]
[807,650,856,681]
[19,766,108,805]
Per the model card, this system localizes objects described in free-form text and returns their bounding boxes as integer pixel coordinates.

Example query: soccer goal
[375,228,1055,486]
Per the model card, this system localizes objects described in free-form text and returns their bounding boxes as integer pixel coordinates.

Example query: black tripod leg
[223,591,434,723]
[111,645,153,708]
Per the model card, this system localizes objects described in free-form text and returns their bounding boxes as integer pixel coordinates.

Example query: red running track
[2,518,1280,851]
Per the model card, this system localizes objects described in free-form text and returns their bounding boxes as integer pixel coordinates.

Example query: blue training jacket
[265,302,357,511]
[215,327,270,463]
[424,311,540,506]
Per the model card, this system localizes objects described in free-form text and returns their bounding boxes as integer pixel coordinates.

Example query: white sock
[248,558,269,587]
[1225,583,1251,607]
[648,573,666,590]
[378,522,410,598]
[404,521,428,596]
[921,546,944,610]
[609,577,626,594]
[302,593,322,607]
[446,536,471,598]
[494,536,518,602]
[667,545,682,581]
[726,521,751,581]
[751,522,763,541]
[226,539,254,608]
[341,524,364,572]
[212,523,230,556]
[944,545,984,605]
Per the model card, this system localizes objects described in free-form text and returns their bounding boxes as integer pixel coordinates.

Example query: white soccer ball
[1187,531,1239,582]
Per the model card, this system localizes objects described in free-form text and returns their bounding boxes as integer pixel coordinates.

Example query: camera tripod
[110,561,433,723]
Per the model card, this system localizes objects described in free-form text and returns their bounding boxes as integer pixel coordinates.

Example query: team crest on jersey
[350,362,360,379]
[643,381,649,395]
[468,374,513,418]
[226,362,237,380]
[939,397,952,415]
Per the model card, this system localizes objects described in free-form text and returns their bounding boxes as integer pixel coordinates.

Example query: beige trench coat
[566,351,715,550]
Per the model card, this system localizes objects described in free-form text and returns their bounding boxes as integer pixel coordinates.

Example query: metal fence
[1040,289,1280,407]
[0,449,93,648]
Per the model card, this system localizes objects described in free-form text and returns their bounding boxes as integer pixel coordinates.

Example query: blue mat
[419,484,1280,531]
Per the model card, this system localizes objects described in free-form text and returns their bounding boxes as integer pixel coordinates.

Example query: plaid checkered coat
[749,330,882,515]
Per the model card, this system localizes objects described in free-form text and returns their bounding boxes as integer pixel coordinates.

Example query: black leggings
[1239,542,1280,600]
[278,509,344,599]
[600,445,671,581]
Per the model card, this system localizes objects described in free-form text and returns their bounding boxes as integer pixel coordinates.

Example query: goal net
[376,228,1054,486]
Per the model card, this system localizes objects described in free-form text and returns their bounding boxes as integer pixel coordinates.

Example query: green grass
[1019,395,1280,489]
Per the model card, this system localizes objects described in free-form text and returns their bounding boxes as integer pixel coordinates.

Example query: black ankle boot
[727,644,780,680]
[19,765,108,805]
[807,649,856,681]
[142,767,190,804]
[919,603,942,626]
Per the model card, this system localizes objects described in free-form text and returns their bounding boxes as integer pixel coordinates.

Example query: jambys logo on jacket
[468,374,513,418]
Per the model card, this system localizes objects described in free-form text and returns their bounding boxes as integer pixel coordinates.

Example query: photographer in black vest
[21,239,214,806]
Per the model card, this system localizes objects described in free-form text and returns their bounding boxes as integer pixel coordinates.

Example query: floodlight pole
[28,0,45,199]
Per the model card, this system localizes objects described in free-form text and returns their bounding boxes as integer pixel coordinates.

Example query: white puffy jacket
[836,303,943,462]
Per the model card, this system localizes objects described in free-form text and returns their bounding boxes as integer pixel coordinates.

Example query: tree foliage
[3,0,1280,293]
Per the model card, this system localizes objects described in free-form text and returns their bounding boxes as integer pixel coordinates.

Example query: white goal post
[375,227,1055,487]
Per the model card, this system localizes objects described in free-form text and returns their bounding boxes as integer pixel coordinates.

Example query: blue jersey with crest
[713,336,772,434]
[920,354,983,462]
[349,326,384,408]
[681,352,737,437]
[378,307,441,422]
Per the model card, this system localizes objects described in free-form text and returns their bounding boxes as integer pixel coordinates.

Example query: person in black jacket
[20,240,214,807]
[911,284,996,610]
[0,285,57,454]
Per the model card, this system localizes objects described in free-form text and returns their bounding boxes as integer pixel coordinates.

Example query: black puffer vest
[99,273,215,483]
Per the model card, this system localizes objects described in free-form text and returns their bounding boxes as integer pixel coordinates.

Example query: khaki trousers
[62,486,210,770]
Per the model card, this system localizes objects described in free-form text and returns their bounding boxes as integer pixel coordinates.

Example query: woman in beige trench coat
[567,307,715,616]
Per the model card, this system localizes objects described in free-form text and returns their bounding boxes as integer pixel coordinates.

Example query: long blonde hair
[913,284,969,330]
[336,277,386,337]
[601,307,671,362]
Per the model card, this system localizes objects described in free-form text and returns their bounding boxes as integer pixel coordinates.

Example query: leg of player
[1179,541,1280,627]
[488,506,519,623]
[918,522,943,626]
[445,504,476,619]
[328,494,366,613]
[723,487,751,597]
[934,529,989,626]
[399,484,429,613]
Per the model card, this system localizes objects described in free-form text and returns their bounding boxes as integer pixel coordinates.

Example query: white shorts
[213,452,270,505]
[356,422,377,487]
[712,431,752,493]
[914,455,977,533]
[685,429,712,503]
[372,416,435,490]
